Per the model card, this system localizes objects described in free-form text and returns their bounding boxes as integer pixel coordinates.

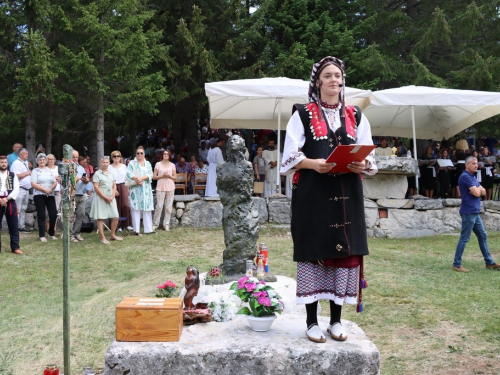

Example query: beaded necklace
[321,103,342,131]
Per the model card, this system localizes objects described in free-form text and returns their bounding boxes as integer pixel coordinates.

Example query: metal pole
[276,98,282,195]
[411,106,419,191]
[59,144,73,375]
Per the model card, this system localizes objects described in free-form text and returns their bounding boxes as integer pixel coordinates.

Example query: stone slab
[376,199,414,209]
[483,201,500,212]
[364,198,378,208]
[362,174,408,199]
[104,315,379,375]
[202,196,221,201]
[442,199,462,207]
[374,156,418,175]
[176,202,185,209]
[174,194,201,202]
[413,199,443,210]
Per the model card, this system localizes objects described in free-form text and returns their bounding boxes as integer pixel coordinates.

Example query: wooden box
[116,297,183,342]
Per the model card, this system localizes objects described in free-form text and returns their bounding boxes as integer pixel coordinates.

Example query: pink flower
[258,297,271,306]
[156,284,166,289]
[237,276,249,289]
[164,281,176,288]
[245,282,257,292]
[259,281,266,285]
[253,291,267,298]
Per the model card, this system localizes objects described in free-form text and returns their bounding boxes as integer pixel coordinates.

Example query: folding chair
[175,173,188,195]
[194,173,207,196]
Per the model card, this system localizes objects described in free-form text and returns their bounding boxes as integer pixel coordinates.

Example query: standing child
[253,146,266,197]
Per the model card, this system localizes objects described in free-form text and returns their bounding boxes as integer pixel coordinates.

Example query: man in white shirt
[263,140,278,196]
[10,148,32,232]
[0,155,22,254]
[375,138,393,157]
[198,141,208,162]
[205,138,225,197]
[70,150,90,242]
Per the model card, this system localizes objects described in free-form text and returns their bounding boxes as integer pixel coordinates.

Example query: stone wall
[6,193,500,239]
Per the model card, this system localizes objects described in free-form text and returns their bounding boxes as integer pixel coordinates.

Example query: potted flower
[230,276,284,331]
[155,280,178,298]
[205,266,225,286]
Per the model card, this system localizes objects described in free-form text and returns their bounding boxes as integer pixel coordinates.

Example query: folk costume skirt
[296,261,360,305]
[291,170,369,306]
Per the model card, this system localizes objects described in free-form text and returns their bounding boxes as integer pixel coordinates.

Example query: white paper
[136,302,164,306]
[437,159,453,167]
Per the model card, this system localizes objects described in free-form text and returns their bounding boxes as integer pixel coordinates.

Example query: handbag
[253,181,264,194]
[80,213,95,233]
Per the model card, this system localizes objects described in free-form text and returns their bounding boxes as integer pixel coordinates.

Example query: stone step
[104,314,380,375]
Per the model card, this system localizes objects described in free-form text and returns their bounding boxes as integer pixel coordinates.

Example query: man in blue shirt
[7,143,23,168]
[453,156,500,272]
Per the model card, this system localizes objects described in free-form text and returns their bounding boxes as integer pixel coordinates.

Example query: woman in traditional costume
[280,56,377,343]
[126,146,155,235]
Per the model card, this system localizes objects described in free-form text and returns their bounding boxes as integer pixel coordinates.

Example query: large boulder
[362,174,408,199]
[251,197,268,223]
[268,199,291,224]
[181,200,223,227]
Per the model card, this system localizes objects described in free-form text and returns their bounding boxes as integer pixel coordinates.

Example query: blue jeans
[454,213,496,268]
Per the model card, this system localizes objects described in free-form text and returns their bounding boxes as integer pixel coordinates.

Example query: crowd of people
[373,136,500,200]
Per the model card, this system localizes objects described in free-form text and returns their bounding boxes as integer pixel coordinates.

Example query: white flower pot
[246,314,277,332]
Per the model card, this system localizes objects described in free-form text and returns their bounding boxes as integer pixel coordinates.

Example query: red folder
[325,144,377,173]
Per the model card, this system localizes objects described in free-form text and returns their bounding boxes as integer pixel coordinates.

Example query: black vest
[291,103,369,261]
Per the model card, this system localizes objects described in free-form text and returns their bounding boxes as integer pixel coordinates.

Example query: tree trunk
[185,112,199,160]
[25,109,36,164]
[96,93,105,163]
[89,134,98,168]
[46,100,53,154]
[96,17,106,163]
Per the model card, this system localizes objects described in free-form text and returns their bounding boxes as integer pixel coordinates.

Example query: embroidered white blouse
[280,107,377,176]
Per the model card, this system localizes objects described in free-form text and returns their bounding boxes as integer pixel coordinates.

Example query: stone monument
[216,135,259,276]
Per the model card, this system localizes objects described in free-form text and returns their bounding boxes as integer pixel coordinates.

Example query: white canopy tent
[364,85,500,190]
[365,85,500,140]
[205,77,372,194]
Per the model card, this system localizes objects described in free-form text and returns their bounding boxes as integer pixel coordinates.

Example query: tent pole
[277,98,282,195]
[411,105,419,192]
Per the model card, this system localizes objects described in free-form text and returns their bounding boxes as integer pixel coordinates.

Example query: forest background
[2,0,500,162]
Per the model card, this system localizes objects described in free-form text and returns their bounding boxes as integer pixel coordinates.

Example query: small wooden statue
[183,266,200,310]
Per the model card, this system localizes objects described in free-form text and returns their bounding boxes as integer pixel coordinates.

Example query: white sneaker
[50,236,58,240]
[327,323,348,341]
[126,226,134,231]
[40,237,48,242]
[305,324,326,343]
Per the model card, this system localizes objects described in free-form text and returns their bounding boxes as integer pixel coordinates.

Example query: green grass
[1,228,500,374]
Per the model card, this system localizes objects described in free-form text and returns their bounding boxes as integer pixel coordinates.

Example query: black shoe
[19,228,32,233]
